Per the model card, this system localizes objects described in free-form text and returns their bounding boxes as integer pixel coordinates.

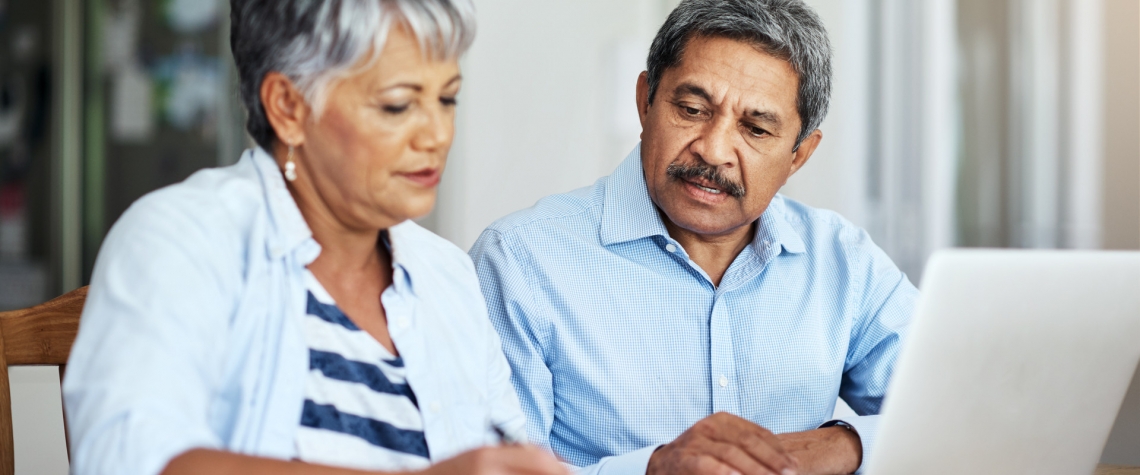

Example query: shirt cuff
[820,414,879,474]
[587,444,661,475]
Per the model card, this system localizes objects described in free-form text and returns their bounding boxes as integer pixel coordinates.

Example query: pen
[491,423,522,446]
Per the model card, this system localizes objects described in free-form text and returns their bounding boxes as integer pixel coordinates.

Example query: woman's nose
[412,104,452,152]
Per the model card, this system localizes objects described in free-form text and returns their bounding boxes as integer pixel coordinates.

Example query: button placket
[709,296,739,413]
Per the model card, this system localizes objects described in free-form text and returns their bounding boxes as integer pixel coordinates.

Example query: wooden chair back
[0,286,85,475]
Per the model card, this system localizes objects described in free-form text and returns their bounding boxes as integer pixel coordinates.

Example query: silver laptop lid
[867,250,1140,475]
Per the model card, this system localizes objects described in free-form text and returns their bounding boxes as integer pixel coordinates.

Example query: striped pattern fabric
[294,271,431,471]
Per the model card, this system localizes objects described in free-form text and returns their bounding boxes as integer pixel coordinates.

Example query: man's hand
[776,427,862,475]
[647,412,799,475]
[422,445,569,475]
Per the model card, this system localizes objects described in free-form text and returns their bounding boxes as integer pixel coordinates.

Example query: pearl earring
[284,145,297,182]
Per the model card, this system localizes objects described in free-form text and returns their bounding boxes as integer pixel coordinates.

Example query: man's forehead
[667,36,799,113]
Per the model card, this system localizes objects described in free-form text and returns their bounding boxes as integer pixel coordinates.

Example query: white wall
[780,0,871,228]
[430,0,676,249]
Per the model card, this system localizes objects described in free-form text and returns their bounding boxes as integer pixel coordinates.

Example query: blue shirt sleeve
[62,190,240,475]
[836,227,918,472]
[472,229,662,475]
[470,230,557,447]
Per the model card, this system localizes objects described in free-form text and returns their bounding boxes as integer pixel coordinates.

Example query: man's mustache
[666,162,746,199]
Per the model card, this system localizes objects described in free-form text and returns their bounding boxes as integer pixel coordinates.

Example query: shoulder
[100,153,270,271]
[117,155,263,229]
[482,179,604,239]
[776,194,875,251]
[774,194,898,283]
[391,220,474,274]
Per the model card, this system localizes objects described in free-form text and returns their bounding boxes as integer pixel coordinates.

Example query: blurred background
[0,0,1137,472]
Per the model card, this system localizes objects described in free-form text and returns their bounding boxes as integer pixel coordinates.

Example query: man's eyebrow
[671,83,712,102]
[746,109,783,127]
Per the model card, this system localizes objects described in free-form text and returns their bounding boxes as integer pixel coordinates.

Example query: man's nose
[689,116,737,168]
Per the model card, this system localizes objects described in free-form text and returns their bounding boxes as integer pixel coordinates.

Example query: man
[469,1,916,474]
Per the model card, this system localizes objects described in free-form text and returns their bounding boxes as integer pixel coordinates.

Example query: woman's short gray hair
[230,0,476,150]
[646,0,831,147]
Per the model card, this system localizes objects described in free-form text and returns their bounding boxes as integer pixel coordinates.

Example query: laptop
[1101,359,1140,465]
[866,250,1140,475]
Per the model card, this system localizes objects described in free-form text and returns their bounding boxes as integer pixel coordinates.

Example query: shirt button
[665,243,678,253]
[719,375,728,388]
[429,402,441,413]
[394,316,409,329]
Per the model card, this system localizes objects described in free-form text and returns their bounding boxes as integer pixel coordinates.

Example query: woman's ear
[260,72,311,147]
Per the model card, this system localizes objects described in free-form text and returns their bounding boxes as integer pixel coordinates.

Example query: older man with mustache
[469,1,917,475]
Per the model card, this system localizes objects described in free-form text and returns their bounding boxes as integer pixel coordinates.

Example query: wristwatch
[820,419,859,436]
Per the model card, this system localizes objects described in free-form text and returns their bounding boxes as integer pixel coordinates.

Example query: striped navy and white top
[294,270,431,471]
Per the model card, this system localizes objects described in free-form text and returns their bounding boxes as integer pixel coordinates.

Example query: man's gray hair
[230,0,476,150]
[646,0,831,146]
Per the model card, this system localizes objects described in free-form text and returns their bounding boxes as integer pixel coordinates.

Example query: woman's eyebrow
[376,74,463,93]
[378,83,423,93]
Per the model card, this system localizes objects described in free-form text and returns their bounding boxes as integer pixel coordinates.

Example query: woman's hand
[421,445,569,475]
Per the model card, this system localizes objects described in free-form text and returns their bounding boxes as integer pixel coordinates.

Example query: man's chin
[661,209,755,239]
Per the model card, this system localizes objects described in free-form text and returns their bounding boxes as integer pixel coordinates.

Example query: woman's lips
[400,168,442,187]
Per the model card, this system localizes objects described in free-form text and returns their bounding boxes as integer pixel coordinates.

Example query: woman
[62,1,566,474]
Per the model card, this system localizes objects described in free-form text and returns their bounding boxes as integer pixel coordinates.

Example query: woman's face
[298,26,461,231]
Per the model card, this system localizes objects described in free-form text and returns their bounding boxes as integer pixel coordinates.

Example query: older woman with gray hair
[62,2,566,475]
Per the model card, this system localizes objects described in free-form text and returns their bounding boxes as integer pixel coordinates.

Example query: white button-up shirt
[63,148,526,475]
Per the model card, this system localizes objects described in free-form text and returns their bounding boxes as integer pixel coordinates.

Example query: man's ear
[260,71,311,149]
[789,129,823,177]
[636,71,651,130]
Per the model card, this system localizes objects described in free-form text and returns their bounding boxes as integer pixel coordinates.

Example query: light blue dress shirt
[470,145,917,474]
[63,148,527,475]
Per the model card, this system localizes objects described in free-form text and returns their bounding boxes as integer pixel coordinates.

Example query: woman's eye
[441,96,458,107]
[382,104,411,114]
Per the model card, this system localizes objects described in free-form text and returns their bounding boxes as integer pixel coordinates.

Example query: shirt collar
[754,195,806,255]
[600,144,672,246]
[384,222,419,296]
[599,143,806,255]
[250,147,319,264]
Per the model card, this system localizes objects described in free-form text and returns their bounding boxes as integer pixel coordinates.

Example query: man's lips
[683,177,725,195]
[399,168,442,187]
[680,178,730,204]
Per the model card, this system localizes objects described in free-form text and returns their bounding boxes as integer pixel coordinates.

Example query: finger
[700,439,781,475]
[735,433,798,475]
[701,416,796,471]
[692,453,748,475]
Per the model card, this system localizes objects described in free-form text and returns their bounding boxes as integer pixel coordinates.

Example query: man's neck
[661,214,756,287]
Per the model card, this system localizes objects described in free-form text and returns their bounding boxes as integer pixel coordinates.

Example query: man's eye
[747,125,768,137]
[684,106,702,116]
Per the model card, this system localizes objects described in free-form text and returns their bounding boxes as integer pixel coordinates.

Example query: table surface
[1096,465,1140,475]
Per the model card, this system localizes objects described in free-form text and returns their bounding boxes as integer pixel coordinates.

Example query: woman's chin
[380,195,437,225]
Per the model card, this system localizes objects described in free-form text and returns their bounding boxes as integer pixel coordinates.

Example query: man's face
[637,35,821,238]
